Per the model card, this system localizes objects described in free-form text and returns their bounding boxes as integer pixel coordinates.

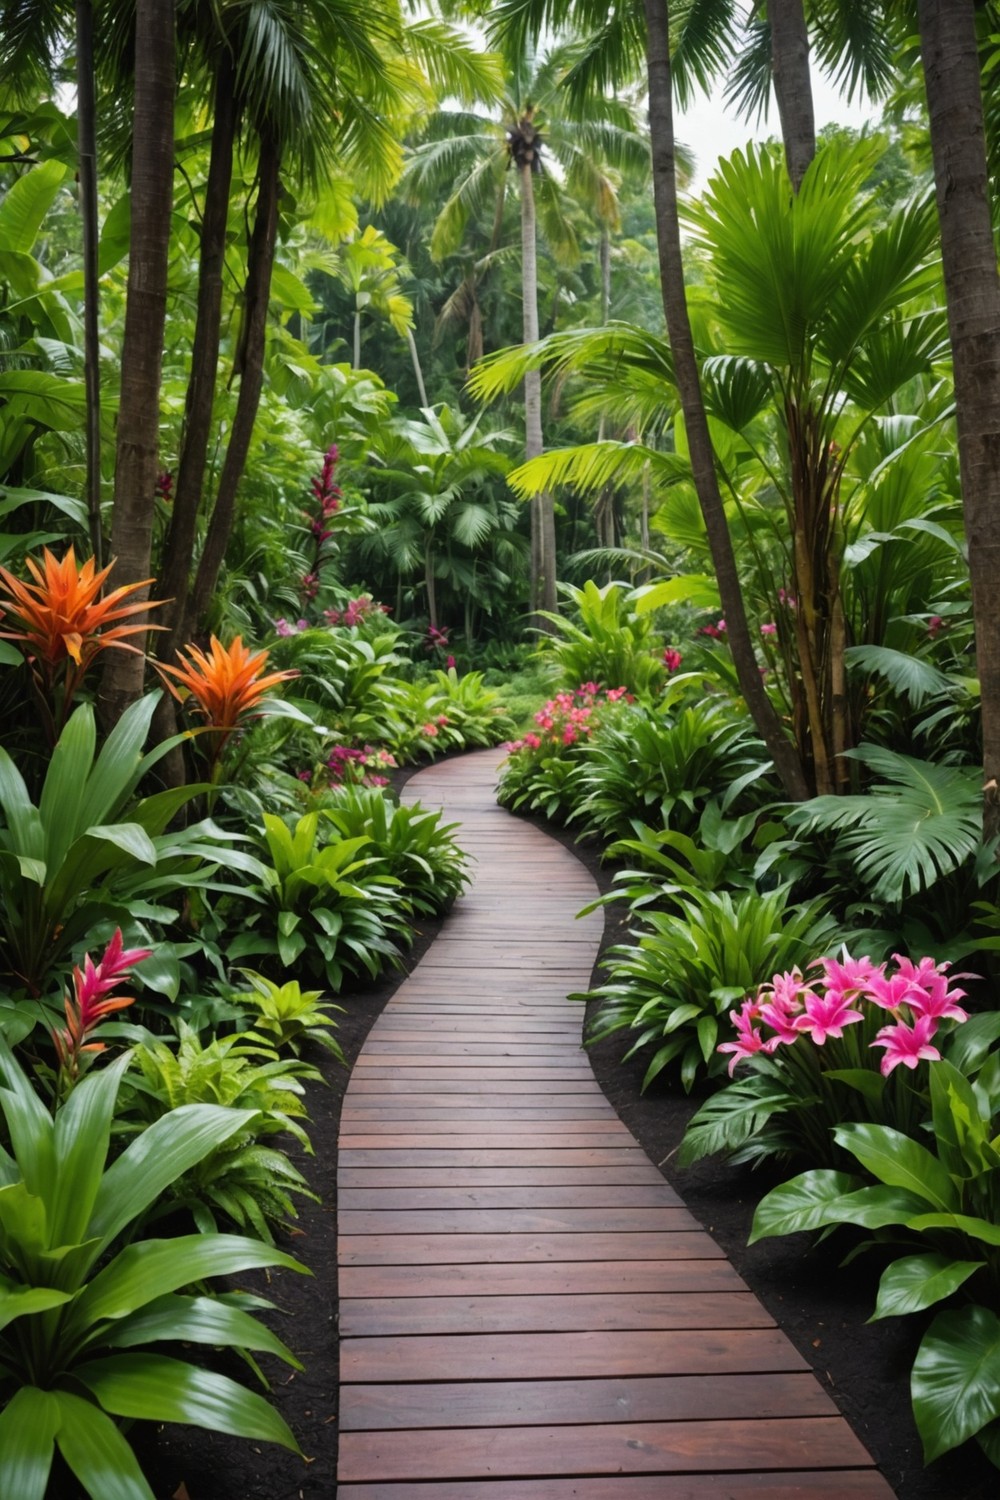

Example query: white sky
[676,75,879,191]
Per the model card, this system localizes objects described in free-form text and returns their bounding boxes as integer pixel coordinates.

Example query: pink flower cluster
[663,648,683,673]
[317,743,397,789]
[425,624,450,653]
[420,714,450,739]
[698,619,727,638]
[324,595,391,628]
[505,683,632,755]
[720,952,973,1079]
[53,929,152,1084]
[274,617,310,637]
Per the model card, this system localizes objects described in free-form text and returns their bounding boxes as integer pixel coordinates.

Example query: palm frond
[507,441,688,500]
[843,645,957,707]
[404,18,506,108]
[671,0,737,109]
[810,0,900,102]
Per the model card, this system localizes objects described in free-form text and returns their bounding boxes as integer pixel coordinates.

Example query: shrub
[536,579,666,699]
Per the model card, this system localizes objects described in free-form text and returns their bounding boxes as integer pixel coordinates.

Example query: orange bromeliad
[0,546,160,737]
[157,635,297,758]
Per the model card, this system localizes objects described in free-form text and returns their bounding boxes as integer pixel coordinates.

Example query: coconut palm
[403,39,649,622]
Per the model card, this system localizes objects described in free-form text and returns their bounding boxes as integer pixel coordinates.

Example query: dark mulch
[58,757,998,1498]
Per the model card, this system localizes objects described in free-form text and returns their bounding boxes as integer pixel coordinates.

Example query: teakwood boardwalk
[336,750,894,1498]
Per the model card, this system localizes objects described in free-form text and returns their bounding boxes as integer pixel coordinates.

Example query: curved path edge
[337,750,894,1498]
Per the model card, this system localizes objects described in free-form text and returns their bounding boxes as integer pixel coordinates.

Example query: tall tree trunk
[353,307,361,369]
[599,223,611,324]
[770,0,815,191]
[519,157,557,623]
[76,0,102,566]
[99,0,175,728]
[156,50,237,660]
[407,326,429,407]
[643,0,809,800]
[186,133,280,635]
[918,0,1000,840]
[425,538,438,629]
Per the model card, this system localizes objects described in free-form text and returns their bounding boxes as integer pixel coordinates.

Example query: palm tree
[404,40,649,623]
[916,0,1000,839]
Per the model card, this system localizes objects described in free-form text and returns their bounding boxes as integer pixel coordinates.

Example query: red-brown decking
[337,751,894,1499]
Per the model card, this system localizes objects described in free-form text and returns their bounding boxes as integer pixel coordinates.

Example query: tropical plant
[572,688,771,841]
[679,950,977,1168]
[158,634,299,775]
[226,812,410,990]
[0,1039,304,1499]
[230,970,345,1061]
[51,928,150,1095]
[497,682,632,822]
[119,1022,319,1241]
[0,546,159,742]
[750,1055,1000,1468]
[584,885,839,1091]
[321,785,469,914]
[536,580,666,699]
[0,694,254,996]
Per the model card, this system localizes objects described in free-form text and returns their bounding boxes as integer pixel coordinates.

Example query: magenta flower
[793,991,865,1044]
[759,622,777,636]
[816,953,884,1002]
[871,1014,942,1076]
[663,648,683,672]
[718,1002,771,1076]
[53,930,152,1085]
[891,955,969,1023]
[757,969,811,1043]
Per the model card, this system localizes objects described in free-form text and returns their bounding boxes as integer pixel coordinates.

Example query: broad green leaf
[0,1385,59,1500]
[49,1053,133,1247]
[912,1305,1000,1462]
[0,1277,72,1332]
[103,1293,302,1368]
[834,1123,957,1212]
[830,1185,930,1229]
[75,1353,301,1451]
[0,161,69,253]
[749,1170,861,1243]
[87,1104,258,1252]
[69,1232,305,1331]
[633,574,721,613]
[51,1389,155,1500]
[871,1254,984,1321]
[905,1212,1000,1248]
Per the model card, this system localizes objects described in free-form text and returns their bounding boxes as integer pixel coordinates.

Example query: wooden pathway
[337,751,894,1499]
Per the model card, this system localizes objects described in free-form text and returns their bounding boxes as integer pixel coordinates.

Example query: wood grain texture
[336,751,889,1493]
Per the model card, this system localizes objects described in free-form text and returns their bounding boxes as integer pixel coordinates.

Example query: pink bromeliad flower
[871,1014,942,1076]
[815,953,884,1002]
[793,990,865,1044]
[757,968,812,1044]
[890,954,969,1023]
[53,930,152,1085]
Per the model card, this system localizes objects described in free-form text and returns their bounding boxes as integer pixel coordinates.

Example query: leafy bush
[750,1056,1000,1469]
[119,1023,319,1241]
[537,579,666,699]
[0,1040,304,1498]
[572,691,772,841]
[230,970,345,1060]
[227,812,410,989]
[321,784,469,914]
[584,886,839,1091]
[497,684,632,823]
[680,951,980,1167]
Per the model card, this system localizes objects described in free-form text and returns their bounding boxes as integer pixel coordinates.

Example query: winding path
[337,750,894,1498]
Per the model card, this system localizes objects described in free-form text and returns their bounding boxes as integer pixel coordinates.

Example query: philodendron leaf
[871,1253,984,1321]
[977,1418,1000,1468]
[75,1352,301,1450]
[749,1170,861,1243]
[0,1385,60,1500]
[912,1304,1000,1462]
[834,1123,957,1211]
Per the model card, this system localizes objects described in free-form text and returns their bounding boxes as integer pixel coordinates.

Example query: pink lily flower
[871,1014,941,1076]
[793,990,865,1044]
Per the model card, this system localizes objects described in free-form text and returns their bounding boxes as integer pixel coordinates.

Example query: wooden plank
[338,1185,683,1210]
[338,1166,679,1187]
[339,1149,655,1167]
[340,1230,724,1266]
[338,1259,746,1299]
[340,1290,774,1337]
[339,1134,635,1151]
[340,1107,618,1123]
[345,1079,602,1095]
[341,1328,808,1382]
[338,1416,875,1482]
[339,1371,832,1429]
[339,1207,698,1235]
[337,1474,894,1500]
[349,1067,598,1080]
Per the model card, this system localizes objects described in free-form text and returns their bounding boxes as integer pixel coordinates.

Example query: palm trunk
[353,307,361,369]
[157,51,237,659]
[769,0,815,191]
[99,0,175,728]
[520,157,556,622]
[76,0,102,566]
[642,0,809,801]
[186,133,280,634]
[407,326,429,407]
[425,539,438,629]
[918,0,1000,840]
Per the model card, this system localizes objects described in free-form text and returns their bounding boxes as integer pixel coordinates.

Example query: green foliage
[0,696,256,999]
[584,887,839,1092]
[226,812,410,990]
[536,580,666,699]
[230,971,345,1060]
[119,1025,319,1242]
[0,1041,303,1499]
[321,785,469,914]
[572,690,771,841]
[750,1058,1000,1467]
